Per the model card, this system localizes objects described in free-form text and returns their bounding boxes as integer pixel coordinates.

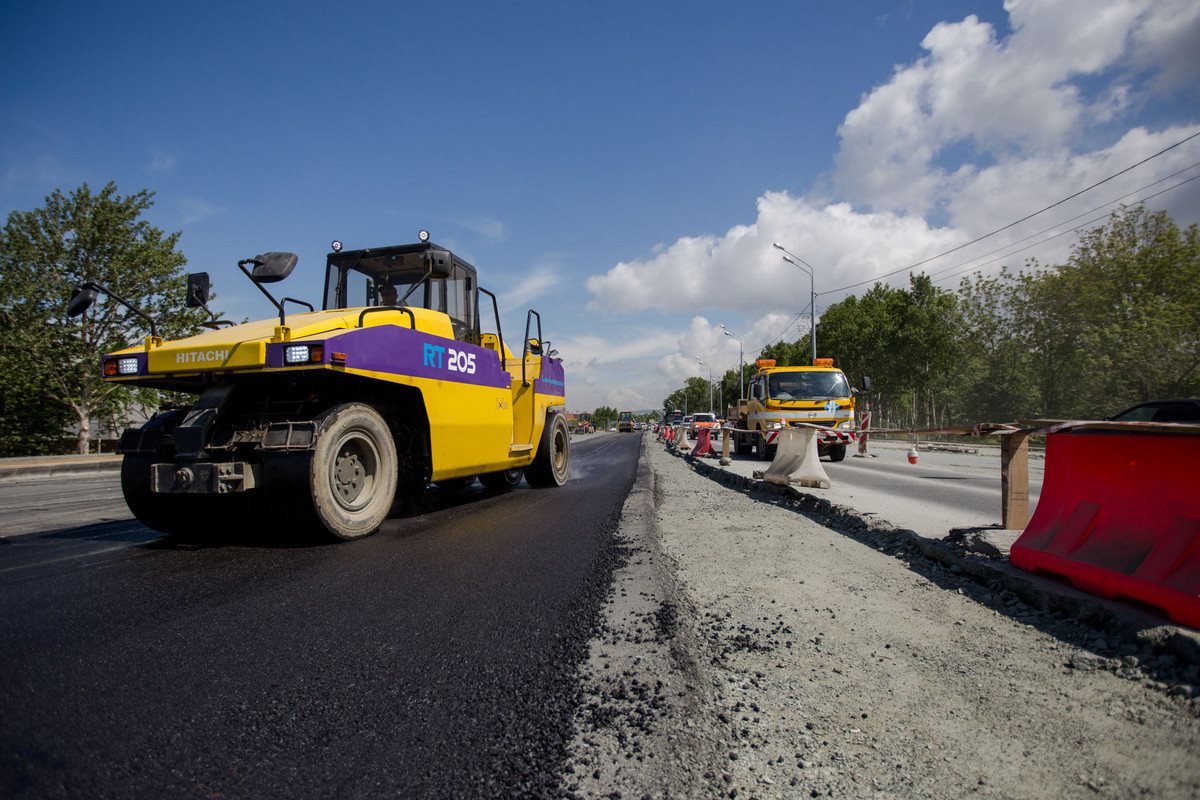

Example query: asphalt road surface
[0,433,640,799]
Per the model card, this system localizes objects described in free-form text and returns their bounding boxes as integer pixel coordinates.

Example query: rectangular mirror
[186,272,210,308]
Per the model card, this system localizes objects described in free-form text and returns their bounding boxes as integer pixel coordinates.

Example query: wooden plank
[1000,432,1030,530]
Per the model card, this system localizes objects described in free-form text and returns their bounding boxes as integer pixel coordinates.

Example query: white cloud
[585,193,961,316]
[498,258,563,310]
[834,0,1200,217]
[175,197,224,226]
[1127,0,1200,93]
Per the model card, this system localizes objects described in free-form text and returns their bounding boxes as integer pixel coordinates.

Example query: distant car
[689,412,720,440]
[1106,398,1200,423]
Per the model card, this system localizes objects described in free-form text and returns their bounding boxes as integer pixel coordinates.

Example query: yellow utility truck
[730,358,860,462]
[68,234,570,540]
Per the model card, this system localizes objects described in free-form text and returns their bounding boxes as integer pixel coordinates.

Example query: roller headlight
[104,356,139,376]
[284,344,324,365]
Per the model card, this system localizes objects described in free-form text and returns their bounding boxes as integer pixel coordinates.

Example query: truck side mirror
[66,282,101,317]
[424,249,453,279]
[862,376,873,392]
[186,272,210,308]
[250,252,298,284]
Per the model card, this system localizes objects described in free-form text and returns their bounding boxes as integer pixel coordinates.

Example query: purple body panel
[267,325,512,388]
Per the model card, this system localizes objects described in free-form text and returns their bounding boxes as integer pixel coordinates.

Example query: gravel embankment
[560,436,1200,800]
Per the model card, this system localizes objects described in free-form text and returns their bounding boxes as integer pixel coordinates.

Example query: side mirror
[67,282,101,317]
[862,376,873,392]
[526,338,543,356]
[186,272,211,308]
[250,252,298,284]
[424,249,453,279]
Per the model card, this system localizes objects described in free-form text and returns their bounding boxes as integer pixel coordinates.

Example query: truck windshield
[768,371,850,401]
[324,246,476,341]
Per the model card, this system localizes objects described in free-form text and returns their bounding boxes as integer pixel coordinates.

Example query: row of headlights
[102,343,342,378]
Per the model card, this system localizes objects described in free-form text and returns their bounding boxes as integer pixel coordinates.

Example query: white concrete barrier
[761,426,831,489]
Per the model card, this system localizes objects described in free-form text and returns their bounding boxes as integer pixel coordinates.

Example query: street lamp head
[771,242,784,251]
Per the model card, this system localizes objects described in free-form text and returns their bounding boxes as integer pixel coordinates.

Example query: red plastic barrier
[691,428,715,457]
[1010,431,1200,629]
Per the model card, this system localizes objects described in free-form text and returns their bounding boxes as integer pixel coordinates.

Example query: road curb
[0,456,122,482]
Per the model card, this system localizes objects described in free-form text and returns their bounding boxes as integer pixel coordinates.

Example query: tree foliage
[590,405,617,429]
[0,182,208,454]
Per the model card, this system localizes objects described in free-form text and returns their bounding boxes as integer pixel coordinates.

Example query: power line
[925,163,1200,285]
[823,130,1200,295]
[933,171,1200,286]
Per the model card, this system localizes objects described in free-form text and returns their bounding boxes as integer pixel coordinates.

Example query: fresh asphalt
[0,433,640,799]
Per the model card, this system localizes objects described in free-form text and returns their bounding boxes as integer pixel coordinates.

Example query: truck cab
[736,359,858,461]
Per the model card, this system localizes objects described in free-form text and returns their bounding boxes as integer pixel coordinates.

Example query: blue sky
[3,0,1198,412]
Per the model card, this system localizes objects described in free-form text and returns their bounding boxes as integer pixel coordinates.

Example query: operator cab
[323,236,477,342]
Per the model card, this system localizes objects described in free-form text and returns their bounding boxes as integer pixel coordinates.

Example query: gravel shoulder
[560,436,1200,800]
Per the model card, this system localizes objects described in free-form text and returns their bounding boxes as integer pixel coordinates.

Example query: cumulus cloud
[588,0,1200,322]
[834,0,1199,217]
[586,194,961,316]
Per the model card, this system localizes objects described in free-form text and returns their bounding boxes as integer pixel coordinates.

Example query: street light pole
[720,324,744,401]
[697,357,713,413]
[772,243,817,365]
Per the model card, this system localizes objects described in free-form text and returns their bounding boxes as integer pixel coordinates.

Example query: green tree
[0,326,73,455]
[591,405,617,428]
[811,276,959,428]
[1059,205,1200,414]
[662,376,710,418]
[0,182,208,454]
[953,267,1037,422]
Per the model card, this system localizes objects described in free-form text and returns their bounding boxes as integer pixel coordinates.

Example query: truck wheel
[828,444,847,462]
[479,468,523,490]
[735,435,752,456]
[525,413,570,487]
[755,435,776,461]
[305,403,398,540]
